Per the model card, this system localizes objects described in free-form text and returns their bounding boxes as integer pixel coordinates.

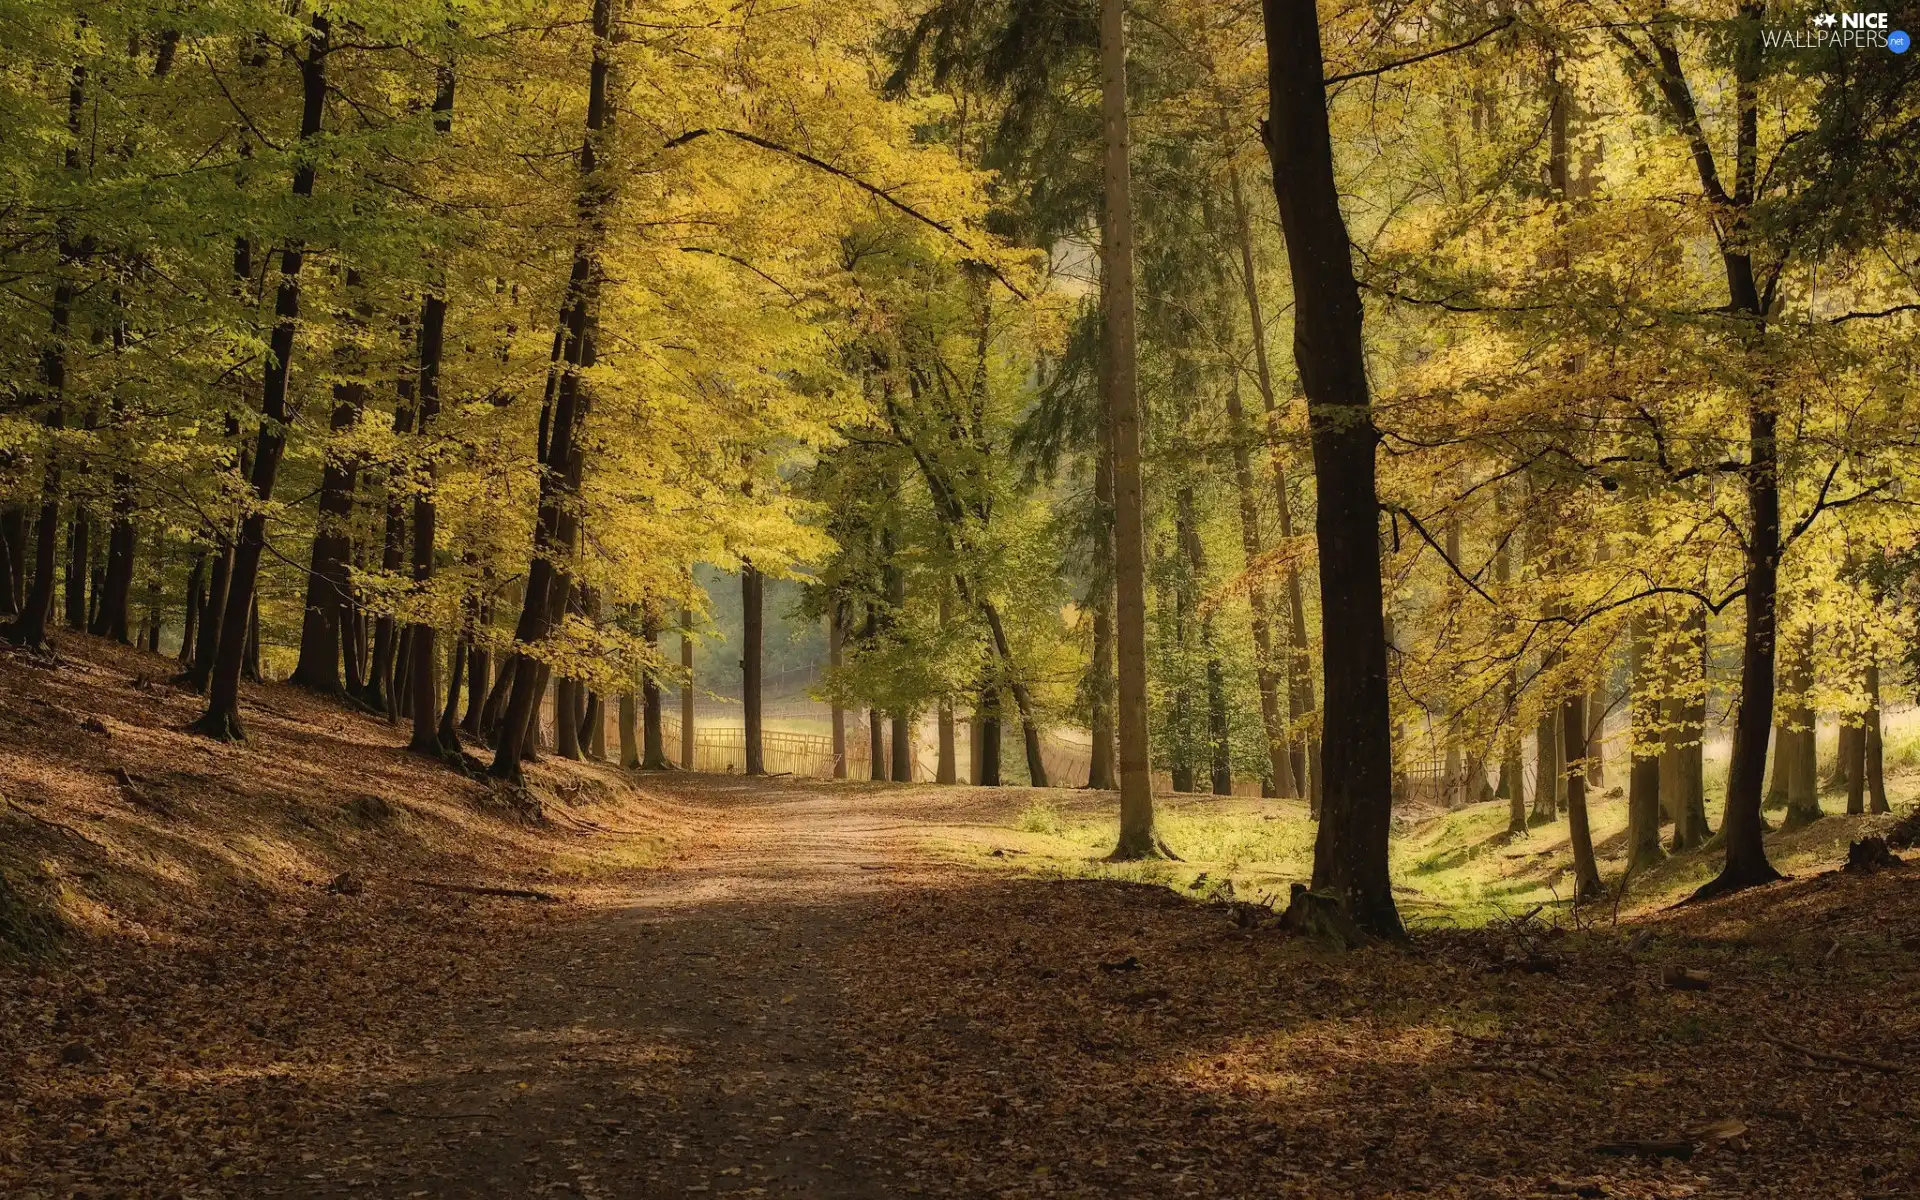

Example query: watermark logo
[1763,11,1907,49]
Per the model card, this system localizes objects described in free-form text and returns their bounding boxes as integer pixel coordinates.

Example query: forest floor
[5,636,1920,1199]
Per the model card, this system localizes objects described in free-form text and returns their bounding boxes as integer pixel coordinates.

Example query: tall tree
[1262,0,1401,937]
[1100,0,1160,858]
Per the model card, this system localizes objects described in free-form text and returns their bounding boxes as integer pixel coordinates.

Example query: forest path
[244,772,1920,1200]
[257,774,1002,1198]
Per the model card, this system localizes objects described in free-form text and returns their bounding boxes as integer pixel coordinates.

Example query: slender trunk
[407,64,455,756]
[829,601,847,778]
[1844,716,1866,816]
[437,636,466,746]
[1088,598,1117,789]
[0,507,25,617]
[1857,661,1886,814]
[1682,3,1781,899]
[742,562,765,775]
[2,52,81,652]
[937,698,957,784]
[976,681,1002,786]
[189,531,234,692]
[1087,408,1118,792]
[193,16,330,739]
[865,599,886,777]
[462,613,489,737]
[614,691,637,768]
[1764,721,1792,809]
[1177,486,1230,796]
[366,392,412,715]
[1494,491,1526,833]
[1665,606,1712,851]
[95,424,136,642]
[243,595,262,684]
[1562,692,1603,899]
[1228,159,1305,798]
[1585,687,1607,789]
[680,606,695,769]
[64,510,89,631]
[1625,615,1666,872]
[1782,630,1821,829]
[641,607,668,768]
[887,549,911,783]
[179,552,206,665]
[1099,0,1156,854]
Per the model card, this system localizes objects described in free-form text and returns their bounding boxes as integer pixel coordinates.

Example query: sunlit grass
[934,758,1917,927]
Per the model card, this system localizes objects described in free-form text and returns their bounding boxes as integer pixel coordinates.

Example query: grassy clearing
[933,772,1917,927]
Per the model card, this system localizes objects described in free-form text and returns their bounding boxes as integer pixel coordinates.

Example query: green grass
[935,767,1918,927]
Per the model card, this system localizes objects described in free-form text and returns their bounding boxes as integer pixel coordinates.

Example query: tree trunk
[437,637,466,748]
[365,392,412,717]
[1087,590,1117,790]
[1532,708,1561,824]
[1844,716,1866,816]
[1764,721,1792,810]
[1263,0,1399,934]
[179,552,206,665]
[488,0,617,784]
[1625,615,1666,872]
[1493,489,1526,833]
[1,55,78,654]
[64,510,89,631]
[1782,632,1821,830]
[1660,607,1710,850]
[741,562,765,775]
[584,690,605,760]
[556,676,582,760]
[829,601,847,778]
[641,607,668,769]
[976,682,1002,786]
[188,532,234,693]
[0,509,18,619]
[1087,408,1118,792]
[868,597,888,778]
[1227,162,1305,804]
[462,610,489,738]
[937,696,957,784]
[1263,0,1398,933]
[191,16,330,740]
[289,369,363,694]
[95,491,136,644]
[887,552,912,783]
[976,601,1049,787]
[619,690,640,769]
[1865,661,1889,814]
[1562,692,1604,900]
[407,64,456,757]
[680,605,695,769]
[1177,486,1231,797]
[1676,5,1782,901]
[243,594,263,685]
[1099,0,1158,856]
